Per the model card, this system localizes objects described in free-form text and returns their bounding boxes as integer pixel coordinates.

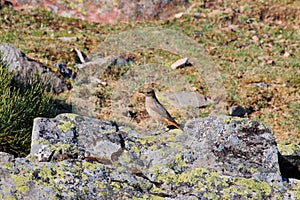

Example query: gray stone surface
[0,114,299,199]
[0,152,14,162]
[0,43,68,94]
[163,91,210,108]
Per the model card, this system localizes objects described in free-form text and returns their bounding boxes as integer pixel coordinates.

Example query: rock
[0,0,13,8]
[0,152,14,162]
[174,12,184,18]
[0,43,68,94]
[163,91,210,108]
[228,105,251,117]
[57,36,77,42]
[53,63,76,79]
[171,57,188,69]
[72,48,87,64]
[1,113,299,199]
[251,82,269,88]
[277,143,300,181]
[10,0,189,23]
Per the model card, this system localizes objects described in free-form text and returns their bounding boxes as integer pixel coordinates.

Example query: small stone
[194,31,203,37]
[228,105,250,117]
[171,57,188,69]
[58,36,77,42]
[252,82,269,88]
[53,63,75,79]
[283,52,290,57]
[252,35,259,43]
[193,12,201,19]
[174,12,184,18]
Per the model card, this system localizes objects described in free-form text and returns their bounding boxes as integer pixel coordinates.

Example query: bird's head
[140,88,156,97]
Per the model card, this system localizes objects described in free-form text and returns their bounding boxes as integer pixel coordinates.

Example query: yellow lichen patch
[174,153,187,167]
[120,152,132,163]
[136,135,156,146]
[3,196,16,200]
[1,162,13,170]
[61,113,77,121]
[111,181,122,190]
[10,174,29,195]
[222,177,271,198]
[150,186,164,194]
[58,121,74,133]
[38,168,54,184]
[167,129,183,134]
[51,144,71,153]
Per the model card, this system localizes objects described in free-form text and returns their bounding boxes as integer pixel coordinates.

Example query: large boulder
[0,43,68,94]
[10,0,188,23]
[0,114,299,199]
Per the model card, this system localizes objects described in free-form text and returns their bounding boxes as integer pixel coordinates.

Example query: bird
[141,88,182,130]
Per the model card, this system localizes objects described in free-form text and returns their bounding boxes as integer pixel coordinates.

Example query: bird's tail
[166,120,183,130]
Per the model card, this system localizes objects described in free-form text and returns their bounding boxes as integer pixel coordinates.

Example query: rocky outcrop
[0,43,69,94]
[1,114,299,199]
[9,0,189,23]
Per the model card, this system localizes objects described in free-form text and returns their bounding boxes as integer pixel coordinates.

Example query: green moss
[10,174,29,195]
[58,121,74,133]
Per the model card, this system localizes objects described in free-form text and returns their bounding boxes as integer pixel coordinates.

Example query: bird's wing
[149,100,178,124]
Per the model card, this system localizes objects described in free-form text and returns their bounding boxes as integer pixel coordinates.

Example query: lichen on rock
[0,113,299,199]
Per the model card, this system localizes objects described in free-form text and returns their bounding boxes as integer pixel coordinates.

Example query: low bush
[0,63,55,157]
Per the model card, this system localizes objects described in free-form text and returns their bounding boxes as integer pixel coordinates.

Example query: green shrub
[0,64,55,157]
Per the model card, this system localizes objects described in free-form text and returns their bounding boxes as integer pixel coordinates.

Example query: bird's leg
[154,120,165,134]
[155,120,161,131]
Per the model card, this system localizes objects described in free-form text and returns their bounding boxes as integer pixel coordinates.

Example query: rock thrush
[141,89,182,130]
